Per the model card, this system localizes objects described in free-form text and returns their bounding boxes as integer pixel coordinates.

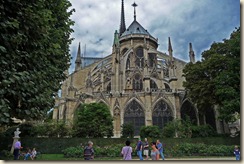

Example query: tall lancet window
[126,53,131,70]
[148,53,157,68]
[135,47,144,68]
[152,100,173,129]
[133,73,143,91]
[124,100,145,135]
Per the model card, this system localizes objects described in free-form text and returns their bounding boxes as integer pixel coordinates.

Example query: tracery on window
[133,73,143,91]
[124,100,144,117]
[135,47,144,68]
[152,100,173,129]
[124,100,145,135]
[148,53,157,68]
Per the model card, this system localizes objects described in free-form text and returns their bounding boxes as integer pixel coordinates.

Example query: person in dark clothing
[84,141,94,160]
[233,145,240,160]
[13,139,22,160]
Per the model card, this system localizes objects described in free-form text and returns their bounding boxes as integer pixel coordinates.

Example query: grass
[26,154,236,161]
[33,154,123,161]
[3,154,235,161]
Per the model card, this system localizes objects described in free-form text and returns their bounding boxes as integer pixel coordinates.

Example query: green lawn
[30,154,235,161]
[3,154,234,161]
[35,154,122,161]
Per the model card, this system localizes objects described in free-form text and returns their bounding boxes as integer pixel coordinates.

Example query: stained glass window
[152,100,173,129]
[124,100,145,135]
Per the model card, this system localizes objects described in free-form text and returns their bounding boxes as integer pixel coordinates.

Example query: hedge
[0,136,240,154]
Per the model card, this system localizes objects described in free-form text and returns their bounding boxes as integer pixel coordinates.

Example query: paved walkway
[132,157,235,160]
[166,157,235,160]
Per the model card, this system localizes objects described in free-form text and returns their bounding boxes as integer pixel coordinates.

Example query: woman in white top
[30,148,37,160]
[150,142,159,160]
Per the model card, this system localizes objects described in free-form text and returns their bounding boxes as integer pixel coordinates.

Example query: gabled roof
[120,20,152,37]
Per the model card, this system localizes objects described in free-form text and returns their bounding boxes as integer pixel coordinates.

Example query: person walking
[143,138,149,160]
[84,141,94,160]
[233,145,240,160]
[121,140,133,160]
[135,138,143,160]
[150,142,159,160]
[13,139,22,160]
[156,139,165,160]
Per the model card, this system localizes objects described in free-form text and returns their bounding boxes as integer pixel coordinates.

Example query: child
[233,145,240,160]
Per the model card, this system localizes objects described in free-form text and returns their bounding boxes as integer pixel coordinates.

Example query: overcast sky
[67,0,240,73]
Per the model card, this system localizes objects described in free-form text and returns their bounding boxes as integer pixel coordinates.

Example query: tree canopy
[0,0,74,126]
[73,103,113,138]
[183,27,240,122]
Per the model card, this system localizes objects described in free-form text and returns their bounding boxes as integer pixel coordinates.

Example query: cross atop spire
[132,2,138,21]
[119,0,126,36]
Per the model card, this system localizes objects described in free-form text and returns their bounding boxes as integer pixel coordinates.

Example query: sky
[67,0,240,74]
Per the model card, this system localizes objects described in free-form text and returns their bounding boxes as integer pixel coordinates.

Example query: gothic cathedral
[53,0,228,137]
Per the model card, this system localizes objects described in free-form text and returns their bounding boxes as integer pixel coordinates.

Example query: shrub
[191,124,216,138]
[62,146,83,158]
[140,125,161,139]
[121,123,134,138]
[162,119,182,138]
[0,150,13,160]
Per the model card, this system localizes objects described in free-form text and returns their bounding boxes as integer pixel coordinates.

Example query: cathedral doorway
[152,100,173,130]
[124,100,145,136]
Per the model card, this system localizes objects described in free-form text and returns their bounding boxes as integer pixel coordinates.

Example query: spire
[113,30,120,47]
[189,43,195,63]
[168,37,173,61]
[75,42,81,71]
[168,37,173,52]
[132,2,138,21]
[119,0,126,36]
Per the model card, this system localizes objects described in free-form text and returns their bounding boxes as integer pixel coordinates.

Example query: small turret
[168,37,173,61]
[75,42,82,71]
[189,43,195,63]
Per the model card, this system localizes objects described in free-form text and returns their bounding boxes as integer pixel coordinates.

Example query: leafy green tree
[183,27,240,122]
[0,0,74,126]
[121,122,134,138]
[140,125,161,139]
[31,120,71,137]
[73,103,113,138]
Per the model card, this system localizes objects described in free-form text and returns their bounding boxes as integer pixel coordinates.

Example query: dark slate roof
[120,20,152,37]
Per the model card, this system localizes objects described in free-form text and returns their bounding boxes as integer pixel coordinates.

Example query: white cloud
[68,0,240,73]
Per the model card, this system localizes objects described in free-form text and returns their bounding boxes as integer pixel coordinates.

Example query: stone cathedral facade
[53,1,229,137]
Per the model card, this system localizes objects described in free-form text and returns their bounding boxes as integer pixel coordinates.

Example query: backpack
[84,146,93,159]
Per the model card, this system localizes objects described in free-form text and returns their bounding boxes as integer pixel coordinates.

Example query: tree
[140,125,161,139]
[0,0,75,126]
[183,27,240,122]
[73,103,113,138]
[31,120,72,137]
[121,123,134,138]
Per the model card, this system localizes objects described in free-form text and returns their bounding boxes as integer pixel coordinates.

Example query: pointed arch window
[152,100,173,129]
[133,73,143,91]
[148,53,157,68]
[124,100,145,135]
[180,100,197,125]
[135,47,144,68]
[126,53,131,70]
